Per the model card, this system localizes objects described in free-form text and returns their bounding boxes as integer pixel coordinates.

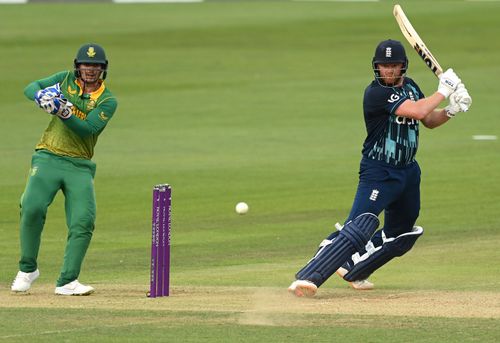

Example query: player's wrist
[444,107,456,118]
[437,87,452,99]
[57,110,72,120]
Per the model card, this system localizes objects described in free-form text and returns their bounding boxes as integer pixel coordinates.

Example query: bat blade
[393,4,443,78]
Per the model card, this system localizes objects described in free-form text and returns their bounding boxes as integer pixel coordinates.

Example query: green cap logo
[87,47,96,58]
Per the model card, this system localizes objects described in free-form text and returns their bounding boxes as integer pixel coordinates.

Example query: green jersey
[24,71,117,159]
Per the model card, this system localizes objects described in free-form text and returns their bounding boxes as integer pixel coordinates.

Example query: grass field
[1,1,499,342]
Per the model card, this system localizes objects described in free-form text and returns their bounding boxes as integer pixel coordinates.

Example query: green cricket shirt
[24,71,117,159]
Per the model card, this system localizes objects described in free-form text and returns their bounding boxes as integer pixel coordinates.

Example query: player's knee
[339,213,380,251]
[20,202,48,223]
[387,226,424,256]
[343,226,424,281]
[70,215,95,234]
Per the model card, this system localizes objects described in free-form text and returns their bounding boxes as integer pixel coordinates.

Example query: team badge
[385,47,392,58]
[369,189,379,201]
[86,100,96,111]
[30,167,38,176]
[87,47,96,58]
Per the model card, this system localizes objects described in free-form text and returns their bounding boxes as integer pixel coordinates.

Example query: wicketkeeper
[11,43,117,295]
[289,39,472,297]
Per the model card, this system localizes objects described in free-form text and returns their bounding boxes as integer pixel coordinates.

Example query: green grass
[1,1,499,342]
[0,307,498,343]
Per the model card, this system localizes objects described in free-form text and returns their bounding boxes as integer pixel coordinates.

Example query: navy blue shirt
[362,77,424,167]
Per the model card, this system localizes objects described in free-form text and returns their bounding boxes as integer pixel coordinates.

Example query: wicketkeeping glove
[34,83,61,107]
[55,97,73,120]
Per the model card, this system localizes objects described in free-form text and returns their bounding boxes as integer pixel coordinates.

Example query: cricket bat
[393,4,444,78]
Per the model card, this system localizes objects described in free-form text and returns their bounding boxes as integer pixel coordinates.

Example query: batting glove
[438,68,461,99]
[445,94,461,118]
[445,84,472,117]
[454,84,472,112]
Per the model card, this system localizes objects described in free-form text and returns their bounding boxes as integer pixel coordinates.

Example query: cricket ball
[235,202,249,215]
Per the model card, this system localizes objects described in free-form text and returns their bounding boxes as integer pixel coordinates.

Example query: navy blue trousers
[345,157,421,245]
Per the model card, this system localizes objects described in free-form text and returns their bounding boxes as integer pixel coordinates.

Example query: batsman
[289,39,472,297]
[11,43,117,295]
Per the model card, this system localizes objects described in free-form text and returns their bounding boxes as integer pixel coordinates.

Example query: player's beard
[378,69,404,87]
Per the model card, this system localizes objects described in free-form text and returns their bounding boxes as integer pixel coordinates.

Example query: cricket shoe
[55,280,94,296]
[288,280,318,297]
[336,266,374,290]
[11,269,40,292]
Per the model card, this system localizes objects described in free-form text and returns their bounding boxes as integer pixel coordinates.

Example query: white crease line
[472,135,497,141]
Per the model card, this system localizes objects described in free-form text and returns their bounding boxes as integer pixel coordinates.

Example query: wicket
[149,184,172,297]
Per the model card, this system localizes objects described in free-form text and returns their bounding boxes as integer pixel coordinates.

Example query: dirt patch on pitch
[2,284,499,321]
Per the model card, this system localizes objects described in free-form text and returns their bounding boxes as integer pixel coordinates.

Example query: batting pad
[295,213,379,287]
[344,226,424,282]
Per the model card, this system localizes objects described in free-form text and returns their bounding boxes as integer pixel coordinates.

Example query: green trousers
[19,150,97,287]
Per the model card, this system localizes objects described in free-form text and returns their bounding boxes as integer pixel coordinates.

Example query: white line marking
[114,0,203,3]
[472,135,497,141]
[0,0,28,4]
[292,0,379,2]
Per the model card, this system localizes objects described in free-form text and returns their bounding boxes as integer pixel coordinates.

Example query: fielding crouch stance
[11,43,117,295]
[289,39,471,297]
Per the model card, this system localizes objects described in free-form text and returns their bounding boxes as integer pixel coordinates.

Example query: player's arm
[396,69,470,128]
[395,93,450,128]
[23,71,69,100]
[60,98,117,138]
[395,92,444,120]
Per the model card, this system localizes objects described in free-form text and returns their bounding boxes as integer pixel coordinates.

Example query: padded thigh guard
[295,213,379,287]
[344,226,424,282]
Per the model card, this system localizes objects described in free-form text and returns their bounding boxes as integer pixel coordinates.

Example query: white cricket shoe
[11,269,40,292]
[336,267,374,290]
[55,280,94,296]
[288,280,318,297]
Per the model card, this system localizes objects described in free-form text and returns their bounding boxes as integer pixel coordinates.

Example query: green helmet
[74,43,108,80]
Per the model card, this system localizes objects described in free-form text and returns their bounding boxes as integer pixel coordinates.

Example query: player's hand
[55,96,73,120]
[39,97,59,114]
[39,94,73,119]
[438,68,461,99]
[445,84,472,117]
[34,83,61,107]
[445,93,461,117]
[454,83,472,112]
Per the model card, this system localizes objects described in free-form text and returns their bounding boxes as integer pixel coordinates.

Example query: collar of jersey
[75,79,106,100]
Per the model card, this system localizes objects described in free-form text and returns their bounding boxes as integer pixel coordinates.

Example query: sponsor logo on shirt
[388,94,400,103]
[395,116,418,125]
[98,112,109,121]
[68,85,78,95]
[73,108,87,120]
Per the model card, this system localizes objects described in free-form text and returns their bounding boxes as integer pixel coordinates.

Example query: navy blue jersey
[362,77,424,167]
